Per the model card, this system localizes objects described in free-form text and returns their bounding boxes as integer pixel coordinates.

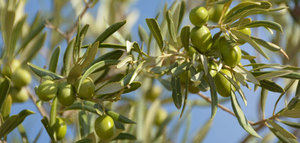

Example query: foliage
[0,0,300,142]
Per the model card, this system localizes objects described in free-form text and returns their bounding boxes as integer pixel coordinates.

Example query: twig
[45,20,67,39]
[26,88,49,118]
[197,92,237,117]
[197,92,280,126]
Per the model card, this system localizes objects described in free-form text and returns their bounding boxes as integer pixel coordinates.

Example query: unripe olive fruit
[188,84,200,94]
[146,85,162,101]
[94,115,115,140]
[75,77,95,99]
[155,108,168,126]
[198,61,219,77]
[237,28,251,44]
[36,80,58,101]
[11,88,29,103]
[2,59,20,76]
[11,68,31,88]
[214,69,232,97]
[219,37,241,67]
[53,118,67,140]
[189,6,209,27]
[191,26,213,53]
[58,82,76,106]
[209,4,224,23]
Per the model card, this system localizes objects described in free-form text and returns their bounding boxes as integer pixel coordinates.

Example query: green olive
[214,69,232,97]
[146,85,162,101]
[75,77,95,99]
[53,118,67,140]
[189,6,209,27]
[219,36,241,67]
[11,68,31,88]
[209,4,224,23]
[2,59,21,76]
[188,84,200,94]
[11,88,29,103]
[237,28,252,44]
[155,108,168,126]
[58,82,76,106]
[94,115,115,140]
[36,80,57,101]
[191,26,213,53]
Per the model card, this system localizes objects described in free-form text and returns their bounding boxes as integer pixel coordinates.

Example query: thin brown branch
[45,20,68,39]
[26,88,49,118]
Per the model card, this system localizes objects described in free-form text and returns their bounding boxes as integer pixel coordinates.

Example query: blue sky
[6,0,292,142]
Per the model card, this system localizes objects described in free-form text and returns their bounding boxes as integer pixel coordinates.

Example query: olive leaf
[171,75,182,109]
[0,110,34,138]
[62,39,75,76]
[94,21,126,44]
[113,133,136,140]
[28,63,63,80]
[0,77,10,112]
[230,93,261,138]
[180,26,190,51]
[49,46,60,73]
[146,18,164,52]
[267,120,298,143]
[166,10,177,43]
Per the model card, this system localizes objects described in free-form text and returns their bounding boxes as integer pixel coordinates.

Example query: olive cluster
[188,6,251,97]
[35,77,94,140]
[35,77,95,105]
[1,59,31,103]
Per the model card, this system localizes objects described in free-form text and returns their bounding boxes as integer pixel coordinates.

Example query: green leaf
[50,97,57,127]
[90,50,123,67]
[205,74,218,119]
[177,1,186,29]
[11,16,27,57]
[121,61,145,86]
[113,133,136,140]
[49,46,60,73]
[62,39,75,76]
[180,26,190,51]
[146,18,164,51]
[166,10,177,43]
[260,88,268,118]
[230,93,261,138]
[171,75,182,109]
[259,80,284,93]
[138,25,149,43]
[255,70,293,81]
[0,77,10,112]
[123,81,141,93]
[267,120,297,142]
[234,65,259,85]
[19,17,45,54]
[0,110,34,138]
[77,60,118,93]
[107,110,136,124]
[28,63,63,80]
[243,20,282,32]
[94,21,126,44]
[278,101,300,118]
[78,111,94,138]
[96,82,124,97]
[252,71,300,80]
[22,32,47,63]
[192,119,213,143]
[278,120,300,129]
[80,42,99,69]
[231,30,269,60]
[41,117,55,141]
[65,101,102,115]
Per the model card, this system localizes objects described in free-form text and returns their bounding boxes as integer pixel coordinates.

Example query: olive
[219,36,241,67]
[11,88,29,103]
[146,85,162,101]
[36,80,57,101]
[188,84,200,94]
[198,61,219,77]
[191,26,213,53]
[189,6,209,27]
[155,108,168,126]
[57,82,76,106]
[11,68,31,88]
[94,115,115,140]
[214,69,232,97]
[75,77,95,99]
[53,118,67,140]
[209,4,224,23]
[2,59,20,76]
[237,28,252,44]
